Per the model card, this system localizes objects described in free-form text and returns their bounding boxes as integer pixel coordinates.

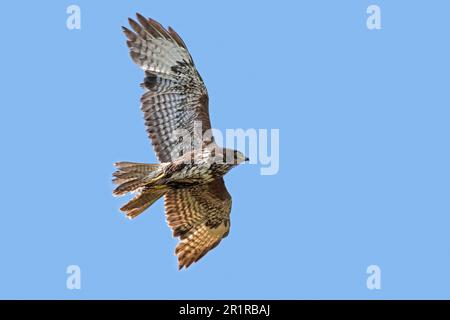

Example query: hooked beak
[244,157,250,162]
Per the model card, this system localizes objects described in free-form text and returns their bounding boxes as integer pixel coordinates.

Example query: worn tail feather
[120,188,167,219]
[112,161,161,196]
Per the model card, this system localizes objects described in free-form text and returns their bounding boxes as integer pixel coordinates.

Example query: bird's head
[222,148,249,166]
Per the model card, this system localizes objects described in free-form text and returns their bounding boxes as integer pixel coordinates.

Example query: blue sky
[0,0,449,299]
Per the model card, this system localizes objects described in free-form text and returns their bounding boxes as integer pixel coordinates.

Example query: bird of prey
[113,13,248,269]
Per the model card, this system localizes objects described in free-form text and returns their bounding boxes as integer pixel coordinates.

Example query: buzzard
[113,13,248,269]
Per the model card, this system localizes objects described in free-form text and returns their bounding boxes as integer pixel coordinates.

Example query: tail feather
[114,161,160,173]
[112,161,168,218]
[112,172,146,185]
[112,161,162,196]
[120,188,167,219]
[113,179,147,196]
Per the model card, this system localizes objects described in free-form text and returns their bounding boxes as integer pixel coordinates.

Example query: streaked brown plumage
[113,13,247,269]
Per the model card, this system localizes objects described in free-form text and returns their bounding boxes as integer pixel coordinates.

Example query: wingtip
[135,12,145,21]
[128,17,138,28]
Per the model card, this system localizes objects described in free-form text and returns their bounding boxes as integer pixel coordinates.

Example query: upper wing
[123,14,212,162]
[164,178,232,269]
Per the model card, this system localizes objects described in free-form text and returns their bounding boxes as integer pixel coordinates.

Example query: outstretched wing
[164,178,232,269]
[123,14,212,162]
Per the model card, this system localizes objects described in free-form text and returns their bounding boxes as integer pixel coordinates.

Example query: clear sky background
[0,1,449,299]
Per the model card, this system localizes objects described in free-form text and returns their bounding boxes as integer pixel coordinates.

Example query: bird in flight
[113,13,248,269]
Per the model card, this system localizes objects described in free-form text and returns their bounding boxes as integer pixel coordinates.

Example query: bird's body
[113,13,247,269]
[114,146,243,193]
[161,148,239,188]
